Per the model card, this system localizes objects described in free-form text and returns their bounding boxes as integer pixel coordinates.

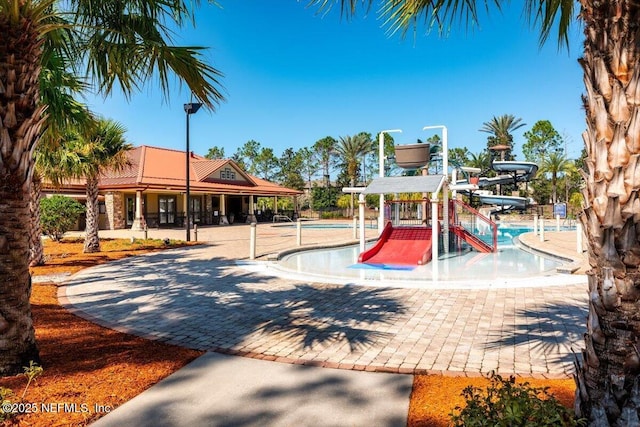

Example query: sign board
[553,203,567,219]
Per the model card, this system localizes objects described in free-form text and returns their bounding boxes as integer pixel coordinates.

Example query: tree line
[206,115,584,213]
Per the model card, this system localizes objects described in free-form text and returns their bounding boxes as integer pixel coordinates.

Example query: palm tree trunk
[83,174,101,253]
[574,1,640,424]
[0,12,45,375]
[0,184,41,375]
[29,174,45,266]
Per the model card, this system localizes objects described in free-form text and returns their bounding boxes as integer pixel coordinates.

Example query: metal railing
[385,199,432,227]
[451,200,497,252]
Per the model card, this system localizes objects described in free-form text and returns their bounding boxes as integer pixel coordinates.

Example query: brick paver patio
[60,223,588,378]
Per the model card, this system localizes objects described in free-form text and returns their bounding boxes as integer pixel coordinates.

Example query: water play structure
[358,223,433,265]
[349,127,538,270]
[452,161,538,213]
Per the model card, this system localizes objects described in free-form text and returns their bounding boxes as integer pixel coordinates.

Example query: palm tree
[467,150,491,175]
[0,1,223,375]
[31,33,93,266]
[538,151,572,203]
[312,1,640,423]
[480,114,526,161]
[333,134,370,216]
[76,119,132,253]
[36,119,130,254]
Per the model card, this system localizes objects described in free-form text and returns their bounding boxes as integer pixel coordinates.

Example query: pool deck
[54,221,589,426]
[59,221,589,378]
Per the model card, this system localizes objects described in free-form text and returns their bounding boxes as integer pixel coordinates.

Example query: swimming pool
[276,222,377,229]
[249,225,585,289]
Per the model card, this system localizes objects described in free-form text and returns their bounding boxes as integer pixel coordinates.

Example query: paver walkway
[61,223,588,378]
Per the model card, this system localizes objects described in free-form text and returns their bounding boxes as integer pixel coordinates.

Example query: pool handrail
[452,200,498,252]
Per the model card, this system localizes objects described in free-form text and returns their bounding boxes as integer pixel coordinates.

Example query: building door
[159,196,176,225]
[126,196,135,226]
[190,197,202,224]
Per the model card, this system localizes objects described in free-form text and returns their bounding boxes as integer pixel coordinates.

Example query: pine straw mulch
[0,237,576,426]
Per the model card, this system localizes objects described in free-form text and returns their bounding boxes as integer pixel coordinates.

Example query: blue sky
[86,1,585,168]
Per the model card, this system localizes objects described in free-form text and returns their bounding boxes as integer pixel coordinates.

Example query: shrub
[40,195,85,241]
[320,211,342,219]
[450,372,585,427]
[311,186,340,210]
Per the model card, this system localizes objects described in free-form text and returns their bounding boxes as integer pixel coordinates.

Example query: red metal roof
[54,145,301,196]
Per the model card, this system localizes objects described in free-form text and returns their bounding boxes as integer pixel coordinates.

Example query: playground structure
[352,127,538,268]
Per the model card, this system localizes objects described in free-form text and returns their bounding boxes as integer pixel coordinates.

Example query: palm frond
[308,0,504,36]
[69,0,225,108]
[524,0,576,49]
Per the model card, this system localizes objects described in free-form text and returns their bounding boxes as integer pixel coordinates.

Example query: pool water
[277,223,377,229]
[274,225,572,287]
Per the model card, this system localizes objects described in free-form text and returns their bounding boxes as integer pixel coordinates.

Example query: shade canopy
[362,175,445,195]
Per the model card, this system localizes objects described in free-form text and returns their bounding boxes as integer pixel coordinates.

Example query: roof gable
[195,159,256,186]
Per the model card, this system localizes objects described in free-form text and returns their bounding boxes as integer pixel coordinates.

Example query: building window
[221,168,236,180]
[159,196,176,225]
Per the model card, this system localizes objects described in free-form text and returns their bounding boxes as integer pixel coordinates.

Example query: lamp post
[378,129,402,235]
[423,125,449,253]
[184,102,202,242]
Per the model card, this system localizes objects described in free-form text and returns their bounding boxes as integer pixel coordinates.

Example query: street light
[378,129,402,235]
[184,102,202,242]
[423,125,449,253]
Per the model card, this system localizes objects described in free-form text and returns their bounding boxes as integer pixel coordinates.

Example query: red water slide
[358,223,433,266]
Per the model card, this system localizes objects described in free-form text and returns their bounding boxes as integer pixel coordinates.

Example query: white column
[249,222,256,259]
[539,217,545,242]
[219,194,229,225]
[431,194,439,280]
[421,167,428,224]
[378,132,386,235]
[297,218,302,246]
[131,190,145,230]
[556,214,561,231]
[441,127,449,252]
[247,195,257,223]
[359,194,366,253]
[533,214,538,235]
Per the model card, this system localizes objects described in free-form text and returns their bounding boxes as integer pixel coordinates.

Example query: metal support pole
[183,102,202,241]
[533,214,538,236]
[431,195,439,280]
[185,112,191,242]
[540,217,545,242]
[359,194,366,253]
[556,214,561,231]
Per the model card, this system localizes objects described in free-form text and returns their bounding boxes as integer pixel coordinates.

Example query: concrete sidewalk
[91,352,412,427]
